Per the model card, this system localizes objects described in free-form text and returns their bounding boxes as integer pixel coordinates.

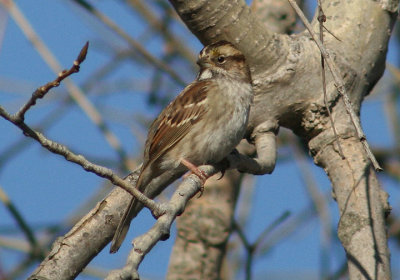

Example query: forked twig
[106,166,216,280]
[232,211,290,280]
[0,105,162,216]
[0,42,162,217]
[73,0,186,86]
[287,0,382,171]
[0,0,136,170]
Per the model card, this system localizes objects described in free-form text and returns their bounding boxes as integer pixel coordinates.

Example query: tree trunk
[167,170,242,279]
[28,0,398,279]
[313,137,391,279]
[168,0,398,279]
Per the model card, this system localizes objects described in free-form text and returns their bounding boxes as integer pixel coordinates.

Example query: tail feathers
[110,197,141,253]
[109,168,185,253]
[110,168,150,253]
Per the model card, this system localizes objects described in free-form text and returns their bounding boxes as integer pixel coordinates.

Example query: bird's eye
[217,56,225,63]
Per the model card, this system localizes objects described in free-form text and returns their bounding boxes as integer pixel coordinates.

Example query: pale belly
[177,99,249,166]
[160,78,252,170]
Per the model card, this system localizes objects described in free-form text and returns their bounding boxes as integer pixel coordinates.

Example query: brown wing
[142,80,211,171]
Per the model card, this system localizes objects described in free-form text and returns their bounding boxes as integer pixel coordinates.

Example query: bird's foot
[216,150,237,180]
[181,158,208,197]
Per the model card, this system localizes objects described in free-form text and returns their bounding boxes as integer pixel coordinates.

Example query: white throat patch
[198,69,212,80]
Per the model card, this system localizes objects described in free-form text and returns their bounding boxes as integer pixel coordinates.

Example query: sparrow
[110,40,253,253]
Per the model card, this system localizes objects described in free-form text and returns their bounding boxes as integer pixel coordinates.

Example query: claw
[217,169,225,180]
[181,158,208,198]
[216,155,232,180]
[197,185,205,198]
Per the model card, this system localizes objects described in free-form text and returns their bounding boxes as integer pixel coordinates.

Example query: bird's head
[197,41,251,83]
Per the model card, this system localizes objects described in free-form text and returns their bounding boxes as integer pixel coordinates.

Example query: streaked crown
[197,41,251,83]
[199,41,243,59]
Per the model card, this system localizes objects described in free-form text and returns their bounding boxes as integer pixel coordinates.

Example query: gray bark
[168,0,397,279]
[28,0,397,279]
[167,170,242,280]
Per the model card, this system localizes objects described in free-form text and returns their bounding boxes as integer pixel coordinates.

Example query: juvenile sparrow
[110,40,253,253]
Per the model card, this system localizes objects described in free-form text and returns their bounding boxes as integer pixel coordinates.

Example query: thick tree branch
[0,0,396,279]
[314,137,392,280]
[0,46,267,278]
[0,59,268,280]
[168,1,397,279]
[107,166,217,280]
[288,0,381,171]
[251,0,301,34]
[166,141,255,280]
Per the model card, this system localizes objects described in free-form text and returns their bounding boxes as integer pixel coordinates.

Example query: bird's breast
[183,78,253,165]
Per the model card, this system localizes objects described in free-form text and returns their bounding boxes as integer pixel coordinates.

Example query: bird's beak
[197,57,210,68]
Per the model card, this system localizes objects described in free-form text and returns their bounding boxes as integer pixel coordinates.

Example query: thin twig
[0,186,44,259]
[13,42,88,122]
[126,0,196,64]
[317,3,345,159]
[0,0,135,170]
[287,0,382,171]
[0,48,135,173]
[257,194,327,256]
[232,211,290,280]
[232,220,251,249]
[253,211,291,249]
[0,106,161,217]
[232,222,253,280]
[106,166,217,280]
[73,0,186,86]
[322,25,341,42]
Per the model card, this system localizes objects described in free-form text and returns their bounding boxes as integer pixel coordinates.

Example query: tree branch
[0,39,269,278]
[12,42,88,122]
[107,166,218,280]
[288,0,381,171]
[0,0,136,170]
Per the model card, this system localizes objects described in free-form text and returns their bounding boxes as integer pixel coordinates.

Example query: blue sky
[0,1,399,279]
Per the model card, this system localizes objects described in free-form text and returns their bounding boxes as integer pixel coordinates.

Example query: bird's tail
[109,169,149,254]
[109,168,185,253]
[109,197,143,253]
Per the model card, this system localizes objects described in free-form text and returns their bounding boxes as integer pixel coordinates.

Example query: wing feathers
[143,80,211,171]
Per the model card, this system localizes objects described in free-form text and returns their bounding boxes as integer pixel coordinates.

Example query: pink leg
[181,158,208,196]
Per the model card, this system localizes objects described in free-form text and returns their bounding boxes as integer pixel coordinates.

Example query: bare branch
[0,43,268,279]
[73,0,187,86]
[232,211,290,280]
[0,185,44,259]
[0,0,135,170]
[287,0,382,171]
[107,166,217,280]
[0,106,160,215]
[12,42,88,122]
